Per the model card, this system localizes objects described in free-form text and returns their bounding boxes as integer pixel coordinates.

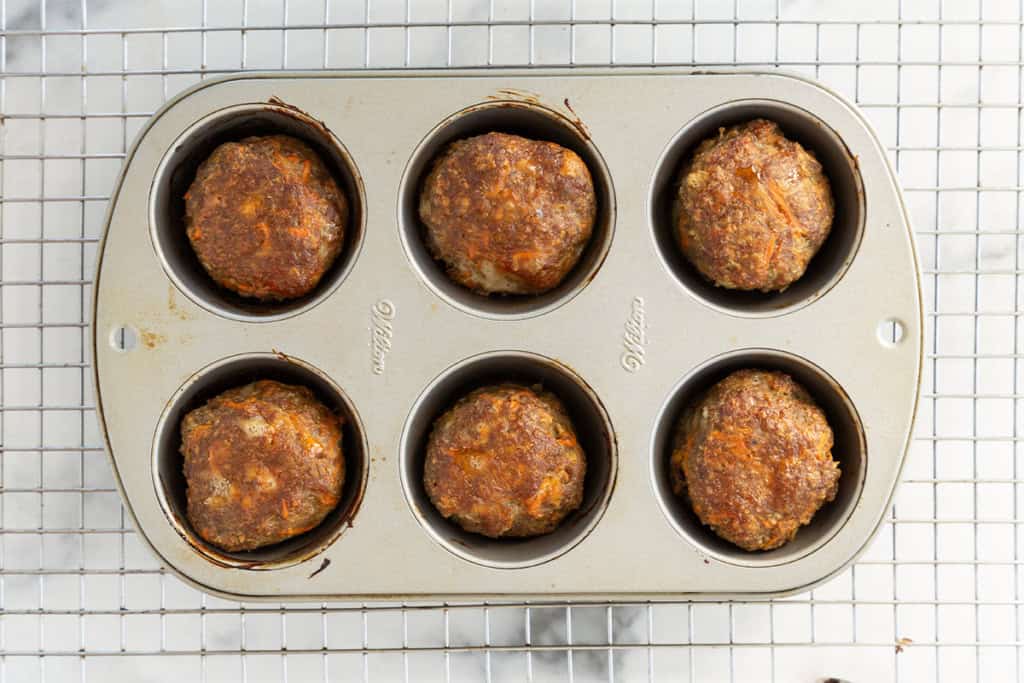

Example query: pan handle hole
[109,324,139,352]
[877,318,906,347]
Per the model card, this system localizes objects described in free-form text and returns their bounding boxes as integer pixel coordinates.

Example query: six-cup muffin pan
[91,68,923,600]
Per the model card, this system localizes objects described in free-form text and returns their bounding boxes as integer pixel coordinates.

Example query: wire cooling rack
[0,0,1020,681]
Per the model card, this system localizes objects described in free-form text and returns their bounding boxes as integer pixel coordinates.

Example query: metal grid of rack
[0,0,1019,680]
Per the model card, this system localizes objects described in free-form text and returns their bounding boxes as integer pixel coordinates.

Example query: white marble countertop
[1,0,1020,681]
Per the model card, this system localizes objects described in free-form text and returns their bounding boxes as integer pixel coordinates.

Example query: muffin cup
[399,351,618,569]
[649,99,866,317]
[650,348,867,568]
[151,352,369,570]
[398,100,616,320]
[149,102,366,322]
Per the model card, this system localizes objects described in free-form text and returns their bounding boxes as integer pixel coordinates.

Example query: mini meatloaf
[184,134,347,301]
[180,379,345,552]
[675,119,834,292]
[424,383,586,538]
[670,369,840,551]
[419,132,597,295]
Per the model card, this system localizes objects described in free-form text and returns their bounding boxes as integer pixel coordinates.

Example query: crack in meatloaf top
[675,119,834,292]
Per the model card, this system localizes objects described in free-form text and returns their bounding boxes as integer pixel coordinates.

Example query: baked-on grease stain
[486,88,542,105]
[308,557,331,579]
[167,285,190,320]
[562,98,591,140]
[266,95,333,138]
[141,330,166,349]
[620,296,647,373]
[371,299,395,375]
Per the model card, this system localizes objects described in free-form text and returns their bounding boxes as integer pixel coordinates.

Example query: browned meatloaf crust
[424,383,586,538]
[184,134,347,301]
[670,369,840,551]
[180,379,345,552]
[675,119,834,292]
[419,132,596,295]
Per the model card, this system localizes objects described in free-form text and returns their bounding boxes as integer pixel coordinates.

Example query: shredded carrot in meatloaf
[669,369,840,552]
[674,119,833,292]
[422,383,587,538]
[418,132,596,295]
[178,379,345,552]
[183,135,347,302]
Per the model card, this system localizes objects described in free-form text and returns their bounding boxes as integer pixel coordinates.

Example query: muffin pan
[92,68,922,600]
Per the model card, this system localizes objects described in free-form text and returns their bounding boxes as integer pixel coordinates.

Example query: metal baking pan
[91,68,922,601]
